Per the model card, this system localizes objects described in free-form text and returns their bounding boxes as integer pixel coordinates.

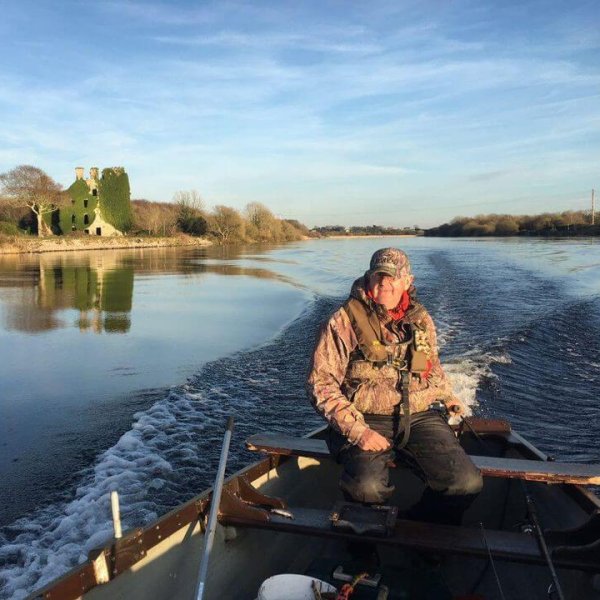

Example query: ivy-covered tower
[59,166,133,236]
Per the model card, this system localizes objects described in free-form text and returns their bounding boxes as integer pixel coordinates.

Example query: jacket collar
[349,274,420,323]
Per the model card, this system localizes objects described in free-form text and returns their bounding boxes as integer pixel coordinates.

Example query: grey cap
[369,247,411,278]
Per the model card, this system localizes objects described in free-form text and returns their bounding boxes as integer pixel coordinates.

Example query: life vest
[341,296,433,445]
[343,297,430,375]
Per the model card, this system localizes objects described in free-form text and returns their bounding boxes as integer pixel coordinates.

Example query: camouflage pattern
[369,247,411,278]
[306,276,461,445]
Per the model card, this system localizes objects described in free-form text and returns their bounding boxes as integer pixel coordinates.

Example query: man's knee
[340,472,394,504]
[447,467,483,496]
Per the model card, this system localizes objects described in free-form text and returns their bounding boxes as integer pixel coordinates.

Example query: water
[0,237,599,598]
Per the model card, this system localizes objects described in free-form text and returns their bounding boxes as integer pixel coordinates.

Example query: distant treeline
[0,184,310,244]
[426,211,600,237]
[132,193,310,244]
[0,164,311,244]
[312,225,422,237]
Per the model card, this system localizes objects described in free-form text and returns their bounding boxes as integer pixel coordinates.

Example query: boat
[29,417,600,599]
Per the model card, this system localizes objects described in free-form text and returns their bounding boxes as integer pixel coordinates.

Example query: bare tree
[245,202,281,241]
[0,165,63,236]
[210,205,244,243]
[173,189,205,213]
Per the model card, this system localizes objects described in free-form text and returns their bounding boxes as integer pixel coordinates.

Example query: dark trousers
[327,411,483,525]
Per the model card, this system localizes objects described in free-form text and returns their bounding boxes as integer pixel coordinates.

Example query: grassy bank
[0,234,212,255]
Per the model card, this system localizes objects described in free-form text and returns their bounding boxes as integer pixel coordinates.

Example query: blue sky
[0,1,598,227]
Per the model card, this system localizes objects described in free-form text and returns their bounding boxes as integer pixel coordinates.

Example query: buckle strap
[393,371,411,449]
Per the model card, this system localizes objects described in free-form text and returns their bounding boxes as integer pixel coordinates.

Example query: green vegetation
[98,168,133,232]
[426,211,599,237]
[0,221,24,235]
[60,179,99,234]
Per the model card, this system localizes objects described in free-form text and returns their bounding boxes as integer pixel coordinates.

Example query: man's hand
[357,428,391,452]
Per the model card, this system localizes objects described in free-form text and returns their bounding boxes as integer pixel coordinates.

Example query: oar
[194,416,234,600]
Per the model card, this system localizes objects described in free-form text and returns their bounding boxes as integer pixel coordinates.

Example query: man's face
[368,269,413,310]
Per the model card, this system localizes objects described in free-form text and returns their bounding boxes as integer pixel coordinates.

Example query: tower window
[71,214,76,224]
[84,200,88,208]
[92,189,98,196]
[84,214,89,225]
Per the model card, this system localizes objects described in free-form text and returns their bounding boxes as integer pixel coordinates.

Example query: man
[306,248,482,525]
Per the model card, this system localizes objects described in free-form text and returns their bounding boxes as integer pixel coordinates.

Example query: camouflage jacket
[306,276,460,444]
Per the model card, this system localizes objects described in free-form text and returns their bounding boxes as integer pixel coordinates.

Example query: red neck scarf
[367,289,411,321]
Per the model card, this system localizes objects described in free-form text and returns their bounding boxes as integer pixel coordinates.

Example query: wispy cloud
[0,0,599,225]
[97,0,216,26]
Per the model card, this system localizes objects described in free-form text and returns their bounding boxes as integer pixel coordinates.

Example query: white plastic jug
[256,574,337,600]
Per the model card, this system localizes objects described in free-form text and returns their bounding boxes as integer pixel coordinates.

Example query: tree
[174,190,207,236]
[209,205,245,243]
[0,165,63,236]
[132,199,178,235]
[494,217,519,235]
[173,189,205,213]
[245,202,281,241]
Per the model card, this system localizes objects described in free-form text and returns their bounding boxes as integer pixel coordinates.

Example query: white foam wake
[0,389,207,600]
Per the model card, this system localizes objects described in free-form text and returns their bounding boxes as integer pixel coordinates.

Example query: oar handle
[195,416,234,600]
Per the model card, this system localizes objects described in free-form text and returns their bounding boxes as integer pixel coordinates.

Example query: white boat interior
[31,420,600,600]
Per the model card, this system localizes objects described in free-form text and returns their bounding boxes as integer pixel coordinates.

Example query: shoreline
[321,234,419,239]
[0,235,212,255]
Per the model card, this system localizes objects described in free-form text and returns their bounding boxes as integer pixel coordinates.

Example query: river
[0,237,599,598]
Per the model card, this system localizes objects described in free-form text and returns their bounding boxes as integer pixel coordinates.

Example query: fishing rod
[459,411,567,599]
[520,481,566,600]
[479,522,507,600]
[194,416,235,600]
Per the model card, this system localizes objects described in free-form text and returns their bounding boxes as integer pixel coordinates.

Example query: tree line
[0,165,310,244]
[312,225,422,236]
[425,211,600,237]
[133,192,310,243]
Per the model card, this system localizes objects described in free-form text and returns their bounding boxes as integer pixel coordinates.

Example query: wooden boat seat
[246,433,600,486]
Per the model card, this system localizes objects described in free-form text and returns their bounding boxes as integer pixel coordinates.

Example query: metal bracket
[333,565,381,588]
[219,476,287,524]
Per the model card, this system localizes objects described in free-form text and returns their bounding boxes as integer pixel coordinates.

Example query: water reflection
[0,245,306,336]
[1,254,133,334]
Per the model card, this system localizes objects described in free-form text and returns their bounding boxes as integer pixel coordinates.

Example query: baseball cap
[368,247,411,278]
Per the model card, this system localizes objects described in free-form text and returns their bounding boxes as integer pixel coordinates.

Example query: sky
[0,0,598,228]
